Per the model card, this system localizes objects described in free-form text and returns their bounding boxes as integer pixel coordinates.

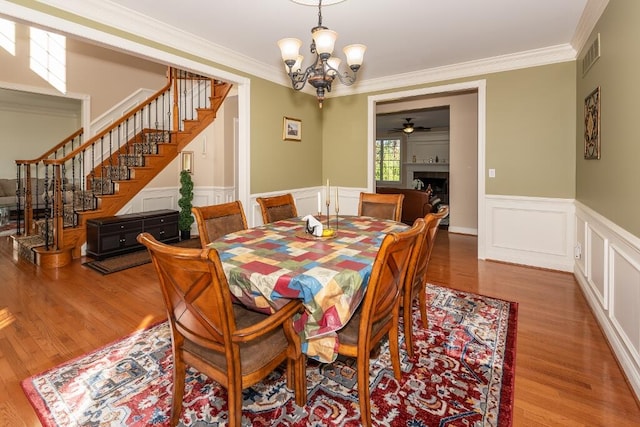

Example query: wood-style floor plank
[1,231,639,426]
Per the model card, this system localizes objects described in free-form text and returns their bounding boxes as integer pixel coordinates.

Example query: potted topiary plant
[178,169,194,240]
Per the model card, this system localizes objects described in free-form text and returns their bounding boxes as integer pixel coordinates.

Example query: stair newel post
[52,163,65,251]
[23,162,33,235]
[15,162,25,235]
[172,68,179,132]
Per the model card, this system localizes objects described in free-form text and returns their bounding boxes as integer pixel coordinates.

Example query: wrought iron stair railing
[14,67,231,259]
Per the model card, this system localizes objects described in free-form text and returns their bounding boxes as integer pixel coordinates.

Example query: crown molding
[571,0,609,54]
[36,0,283,83]
[331,44,577,97]
[30,0,582,99]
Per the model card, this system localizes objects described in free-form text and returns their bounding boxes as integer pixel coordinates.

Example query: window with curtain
[375,138,401,183]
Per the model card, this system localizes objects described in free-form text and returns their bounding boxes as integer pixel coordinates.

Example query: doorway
[368,80,486,259]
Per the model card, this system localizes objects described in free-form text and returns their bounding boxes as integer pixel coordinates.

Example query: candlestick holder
[335,206,339,232]
[325,200,330,230]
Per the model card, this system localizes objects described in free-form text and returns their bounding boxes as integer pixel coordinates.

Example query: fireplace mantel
[404,162,449,172]
[404,162,449,185]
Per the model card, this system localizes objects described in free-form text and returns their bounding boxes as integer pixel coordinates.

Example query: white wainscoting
[574,201,640,400]
[116,185,236,231]
[247,186,366,227]
[484,195,576,272]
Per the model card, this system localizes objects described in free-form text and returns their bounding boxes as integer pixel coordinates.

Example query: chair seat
[337,308,393,347]
[183,305,289,377]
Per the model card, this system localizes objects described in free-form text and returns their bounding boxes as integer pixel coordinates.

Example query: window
[375,138,401,182]
[0,18,15,55]
[30,27,66,94]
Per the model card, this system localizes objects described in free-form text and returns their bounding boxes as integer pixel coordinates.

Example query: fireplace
[414,171,449,204]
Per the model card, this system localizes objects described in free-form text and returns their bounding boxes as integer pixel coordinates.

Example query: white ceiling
[105,0,589,81]
[100,0,595,132]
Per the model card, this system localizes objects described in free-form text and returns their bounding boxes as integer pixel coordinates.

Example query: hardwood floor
[1,231,639,426]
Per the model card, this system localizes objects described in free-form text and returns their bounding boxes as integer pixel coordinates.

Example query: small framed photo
[181,151,194,174]
[283,117,302,141]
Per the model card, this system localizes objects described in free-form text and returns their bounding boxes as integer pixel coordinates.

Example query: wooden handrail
[44,68,174,166]
[15,128,84,165]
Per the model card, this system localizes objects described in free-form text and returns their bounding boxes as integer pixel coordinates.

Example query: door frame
[367,80,487,259]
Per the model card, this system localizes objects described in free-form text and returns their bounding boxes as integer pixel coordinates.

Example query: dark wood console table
[86,209,179,260]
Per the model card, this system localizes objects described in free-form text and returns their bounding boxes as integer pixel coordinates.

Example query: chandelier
[277,0,366,108]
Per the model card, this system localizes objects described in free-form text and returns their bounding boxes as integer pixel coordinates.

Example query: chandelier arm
[334,71,356,86]
[324,61,357,86]
[287,64,317,91]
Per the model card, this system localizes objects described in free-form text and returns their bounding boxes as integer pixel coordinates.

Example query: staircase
[12,67,232,267]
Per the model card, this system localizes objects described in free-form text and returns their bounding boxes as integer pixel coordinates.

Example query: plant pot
[180,230,191,241]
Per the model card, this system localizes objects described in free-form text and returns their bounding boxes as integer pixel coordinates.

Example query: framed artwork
[283,117,302,141]
[584,87,600,160]
[181,151,194,174]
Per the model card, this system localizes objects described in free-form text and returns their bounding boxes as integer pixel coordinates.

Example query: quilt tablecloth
[209,216,407,362]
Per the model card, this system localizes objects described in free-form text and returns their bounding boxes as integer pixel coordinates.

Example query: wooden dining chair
[137,232,307,427]
[358,192,404,222]
[256,193,298,224]
[402,205,449,357]
[191,201,248,246]
[335,219,424,427]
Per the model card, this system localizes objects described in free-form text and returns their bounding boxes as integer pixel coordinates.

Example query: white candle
[317,192,322,213]
[326,179,330,205]
[335,187,339,211]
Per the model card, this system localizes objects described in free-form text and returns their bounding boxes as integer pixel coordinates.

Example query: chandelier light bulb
[326,56,341,76]
[291,55,304,72]
[312,29,337,56]
[278,38,302,63]
[343,44,366,67]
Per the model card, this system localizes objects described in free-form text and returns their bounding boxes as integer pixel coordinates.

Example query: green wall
[323,63,577,198]
[576,0,640,237]
[485,64,576,197]
[250,78,323,193]
[321,93,370,188]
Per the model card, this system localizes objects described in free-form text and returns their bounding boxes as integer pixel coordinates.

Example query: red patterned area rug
[21,284,517,426]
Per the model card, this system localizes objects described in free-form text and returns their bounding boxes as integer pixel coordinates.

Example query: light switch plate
[489,168,496,178]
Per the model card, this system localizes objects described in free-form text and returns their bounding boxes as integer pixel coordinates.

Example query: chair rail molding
[484,194,576,272]
[574,201,640,401]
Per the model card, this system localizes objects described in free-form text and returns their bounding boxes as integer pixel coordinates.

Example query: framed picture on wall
[283,117,302,141]
[584,87,600,160]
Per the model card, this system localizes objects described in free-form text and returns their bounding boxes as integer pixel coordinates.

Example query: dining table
[208,215,408,363]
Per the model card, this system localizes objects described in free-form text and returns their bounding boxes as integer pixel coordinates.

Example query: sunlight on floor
[137,314,156,331]
[0,307,16,329]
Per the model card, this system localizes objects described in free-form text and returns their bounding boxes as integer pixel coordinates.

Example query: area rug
[21,284,517,426]
[83,238,202,274]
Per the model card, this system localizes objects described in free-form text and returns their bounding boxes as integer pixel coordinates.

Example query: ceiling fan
[391,118,432,135]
